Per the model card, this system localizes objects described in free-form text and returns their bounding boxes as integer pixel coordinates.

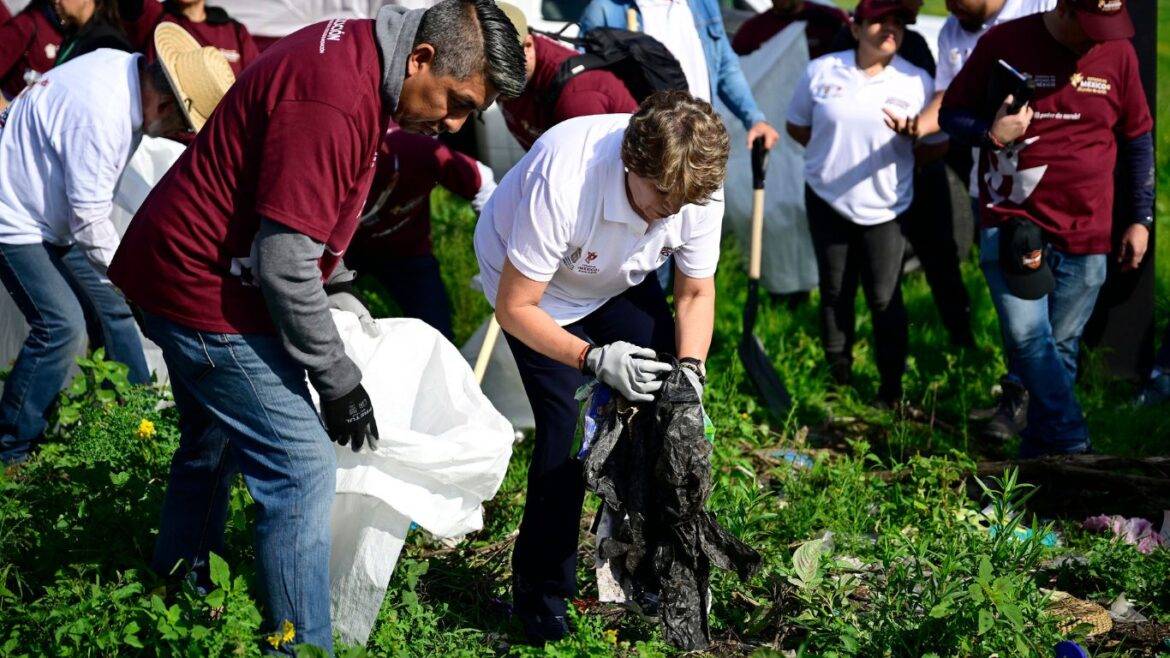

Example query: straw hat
[497,2,528,44]
[154,22,236,133]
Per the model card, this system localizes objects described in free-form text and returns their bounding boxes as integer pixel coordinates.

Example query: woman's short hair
[620,91,730,207]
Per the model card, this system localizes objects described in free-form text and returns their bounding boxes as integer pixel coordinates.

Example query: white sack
[321,312,515,646]
[459,316,535,431]
[0,136,182,385]
[714,24,818,295]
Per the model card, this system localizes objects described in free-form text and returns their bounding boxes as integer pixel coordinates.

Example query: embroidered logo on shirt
[219,48,241,63]
[562,247,583,268]
[585,251,599,263]
[1070,73,1110,95]
[813,83,845,99]
[45,43,58,59]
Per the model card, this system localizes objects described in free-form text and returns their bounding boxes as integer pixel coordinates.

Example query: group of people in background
[0,0,1158,651]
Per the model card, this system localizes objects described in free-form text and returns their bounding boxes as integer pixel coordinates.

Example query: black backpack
[536,27,690,106]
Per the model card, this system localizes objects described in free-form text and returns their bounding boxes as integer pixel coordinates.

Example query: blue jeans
[979,227,1105,456]
[0,241,150,463]
[142,312,336,655]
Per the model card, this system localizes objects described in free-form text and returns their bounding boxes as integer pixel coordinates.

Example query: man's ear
[407,43,436,77]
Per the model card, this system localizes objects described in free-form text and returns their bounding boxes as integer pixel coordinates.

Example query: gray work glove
[326,287,380,338]
[583,341,672,403]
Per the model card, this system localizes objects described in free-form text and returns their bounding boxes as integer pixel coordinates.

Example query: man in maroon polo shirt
[129,0,261,76]
[731,0,849,58]
[107,0,526,651]
[0,1,63,101]
[345,124,496,341]
[941,0,1153,457]
[497,3,637,150]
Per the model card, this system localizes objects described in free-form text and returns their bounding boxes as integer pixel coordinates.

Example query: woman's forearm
[496,303,589,369]
[674,283,715,362]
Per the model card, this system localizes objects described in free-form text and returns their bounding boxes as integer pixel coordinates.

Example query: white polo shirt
[786,50,932,225]
[636,0,711,102]
[935,0,1053,197]
[474,113,723,325]
[0,49,142,268]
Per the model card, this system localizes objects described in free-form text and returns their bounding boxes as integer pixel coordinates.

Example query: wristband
[1133,215,1153,228]
[679,357,706,384]
[984,130,1007,151]
[578,344,595,375]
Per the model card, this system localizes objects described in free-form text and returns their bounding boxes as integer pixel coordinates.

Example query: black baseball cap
[999,218,1054,300]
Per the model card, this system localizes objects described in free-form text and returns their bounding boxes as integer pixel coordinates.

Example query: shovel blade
[738,332,792,420]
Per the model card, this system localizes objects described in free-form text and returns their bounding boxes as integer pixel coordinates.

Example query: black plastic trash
[581,360,762,650]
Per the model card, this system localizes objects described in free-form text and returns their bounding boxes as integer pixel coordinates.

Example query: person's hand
[321,383,379,452]
[328,290,380,337]
[883,108,921,138]
[989,94,1033,147]
[746,121,780,150]
[1117,224,1149,271]
[584,341,672,403]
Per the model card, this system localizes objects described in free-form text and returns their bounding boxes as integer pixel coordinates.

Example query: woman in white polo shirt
[474,91,729,642]
[785,0,932,407]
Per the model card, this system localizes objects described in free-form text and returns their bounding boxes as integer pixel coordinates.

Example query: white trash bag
[320,312,515,646]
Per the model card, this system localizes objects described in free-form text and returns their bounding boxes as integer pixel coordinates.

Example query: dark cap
[999,218,1054,300]
[1067,0,1133,41]
[854,0,915,23]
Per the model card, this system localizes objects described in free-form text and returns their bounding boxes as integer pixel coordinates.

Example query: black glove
[321,384,379,453]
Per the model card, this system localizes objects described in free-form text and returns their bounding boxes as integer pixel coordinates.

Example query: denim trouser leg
[56,246,151,385]
[979,228,1101,455]
[143,312,336,654]
[1046,249,1107,381]
[0,242,88,462]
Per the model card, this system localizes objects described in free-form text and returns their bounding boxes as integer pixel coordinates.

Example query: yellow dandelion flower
[137,419,156,439]
[266,620,296,649]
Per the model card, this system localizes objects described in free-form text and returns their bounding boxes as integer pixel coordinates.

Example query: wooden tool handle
[474,315,501,384]
[625,7,638,31]
[749,189,764,281]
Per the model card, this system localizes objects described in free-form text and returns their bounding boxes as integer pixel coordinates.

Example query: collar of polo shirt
[602,159,653,235]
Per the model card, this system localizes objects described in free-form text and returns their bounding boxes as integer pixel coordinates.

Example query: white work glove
[583,341,672,403]
[328,291,380,338]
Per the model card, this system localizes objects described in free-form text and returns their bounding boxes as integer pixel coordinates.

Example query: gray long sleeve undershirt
[255,218,362,400]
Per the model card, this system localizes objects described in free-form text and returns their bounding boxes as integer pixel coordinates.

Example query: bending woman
[474,91,728,643]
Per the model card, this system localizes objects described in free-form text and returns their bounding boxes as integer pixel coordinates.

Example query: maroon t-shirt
[0,6,62,98]
[347,127,484,263]
[731,3,848,58]
[0,3,11,24]
[942,15,1153,254]
[500,35,638,150]
[110,18,387,334]
[137,2,260,76]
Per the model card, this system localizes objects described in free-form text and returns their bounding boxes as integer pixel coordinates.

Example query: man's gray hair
[415,0,527,99]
